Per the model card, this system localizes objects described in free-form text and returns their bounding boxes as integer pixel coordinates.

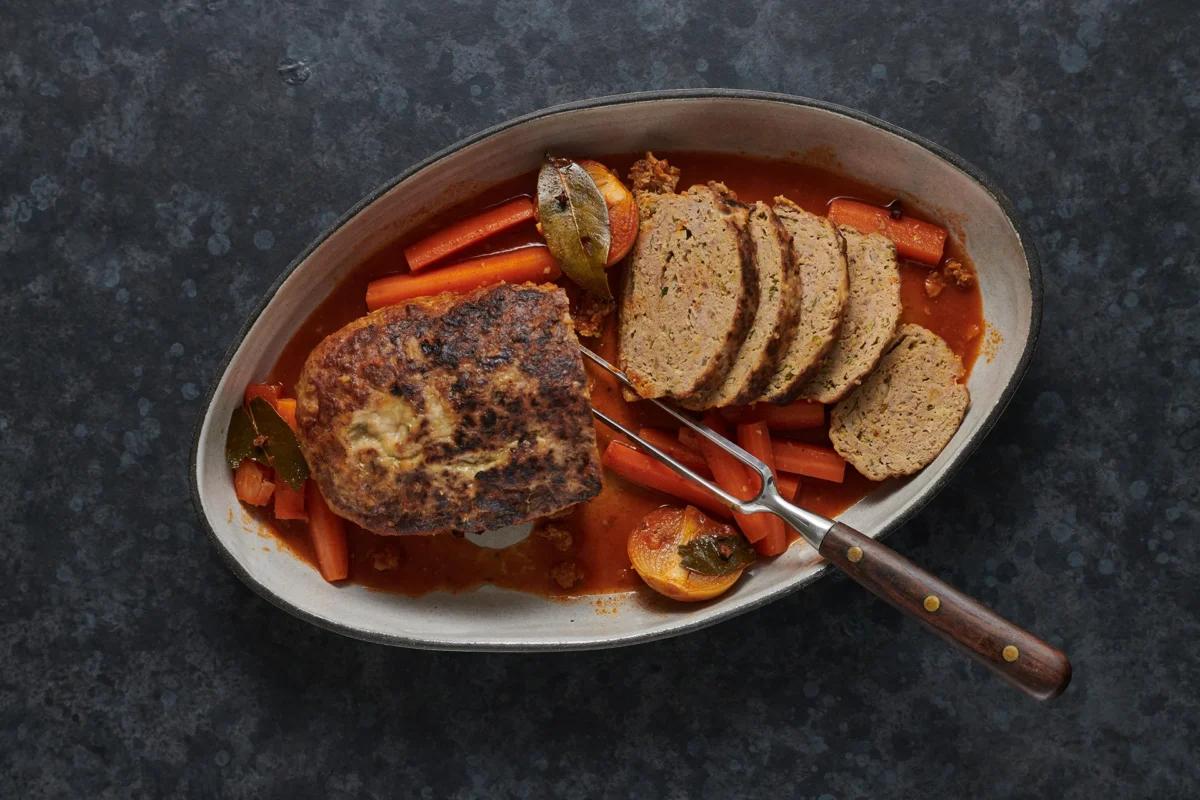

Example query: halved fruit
[627,505,754,602]
[580,160,639,266]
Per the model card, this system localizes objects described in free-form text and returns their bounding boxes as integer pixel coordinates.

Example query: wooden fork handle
[819,523,1071,700]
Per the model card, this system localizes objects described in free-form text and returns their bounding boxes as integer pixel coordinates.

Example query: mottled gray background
[3,1,1198,797]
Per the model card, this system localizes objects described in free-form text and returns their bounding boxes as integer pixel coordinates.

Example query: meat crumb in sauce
[252,152,985,598]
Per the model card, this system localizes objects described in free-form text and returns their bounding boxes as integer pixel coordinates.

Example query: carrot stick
[275,398,298,428]
[696,415,777,544]
[274,481,308,521]
[737,422,779,477]
[637,428,710,474]
[736,422,787,556]
[719,400,825,430]
[777,473,800,502]
[678,426,704,452]
[404,197,536,272]
[774,440,847,483]
[307,482,349,582]
[244,383,283,409]
[234,461,275,506]
[601,441,729,519]
[366,246,561,311]
[764,400,825,430]
[827,199,947,265]
[268,396,306,521]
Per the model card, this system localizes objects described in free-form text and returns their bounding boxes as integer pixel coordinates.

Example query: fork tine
[578,345,773,485]
[589,407,748,512]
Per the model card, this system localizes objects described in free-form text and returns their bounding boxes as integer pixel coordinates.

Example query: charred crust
[293,283,602,535]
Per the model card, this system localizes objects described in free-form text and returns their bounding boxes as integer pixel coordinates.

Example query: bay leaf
[225,405,267,469]
[678,532,756,577]
[248,397,310,490]
[537,156,612,299]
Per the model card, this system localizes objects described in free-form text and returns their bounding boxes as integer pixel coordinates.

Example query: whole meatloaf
[619,153,757,400]
[293,283,602,535]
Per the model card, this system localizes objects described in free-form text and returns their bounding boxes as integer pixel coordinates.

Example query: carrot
[736,423,787,556]
[404,197,536,272]
[736,422,778,478]
[580,160,638,266]
[275,398,298,429]
[274,481,308,521]
[244,383,283,409]
[696,416,777,545]
[827,199,947,265]
[307,482,349,582]
[678,426,704,452]
[234,461,275,506]
[602,441,729,519]
[720,400,825,430]
[366,246,561,311]
[777,473,800,502]
[605,198,639,266]
[267,396,306,522]
[637,428,710,474]
[774,440,847,483]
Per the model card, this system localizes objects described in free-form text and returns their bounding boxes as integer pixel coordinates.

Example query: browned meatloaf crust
[619,155,757,400]
[680,201,801,409]
[829,324,969,481]
[294,283,602,535]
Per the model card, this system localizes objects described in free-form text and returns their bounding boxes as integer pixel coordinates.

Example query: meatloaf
[757,197,849,403]
[619,155,757,400]
[294,283,602,535]
[798,227,901,403]
[680,201,801,409]
[829,324,969,481]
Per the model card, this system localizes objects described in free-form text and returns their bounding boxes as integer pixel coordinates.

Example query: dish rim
[188,89,1043,651]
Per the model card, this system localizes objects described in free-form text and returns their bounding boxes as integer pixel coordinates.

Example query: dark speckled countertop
[3,1,1198,797]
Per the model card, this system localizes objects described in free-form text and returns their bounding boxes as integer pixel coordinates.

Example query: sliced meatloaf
[680,201,800,409]
[619,163,756,400]
[829,324,969,481]
[798,227,901,403]
[294,283,602,535]
[757,197,849,403]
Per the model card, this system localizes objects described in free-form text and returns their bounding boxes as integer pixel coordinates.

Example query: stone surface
[2,1,1198,797]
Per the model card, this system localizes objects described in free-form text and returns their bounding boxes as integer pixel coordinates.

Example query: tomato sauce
[255,153,984,597]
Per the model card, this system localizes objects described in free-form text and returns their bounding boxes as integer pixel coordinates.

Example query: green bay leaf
[537,156,612,299]
[248,397,310,490]
[678,533,756,577]
[226,406,271,469]
[225,406,261,469]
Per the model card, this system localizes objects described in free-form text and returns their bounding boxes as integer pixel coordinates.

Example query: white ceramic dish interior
[191,91,1040,651]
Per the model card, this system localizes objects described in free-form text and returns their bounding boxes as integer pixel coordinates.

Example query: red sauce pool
[254,153,984,597]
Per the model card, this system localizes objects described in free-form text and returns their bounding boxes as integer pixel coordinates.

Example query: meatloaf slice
[619,168,756,400]
[757,197,849,403]
[798,227,901,403]
[680,201,801,409]
[294,283,602,535]
[829,324,969,481]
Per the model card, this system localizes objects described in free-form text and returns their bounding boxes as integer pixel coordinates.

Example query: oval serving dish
[190,90,1041,650]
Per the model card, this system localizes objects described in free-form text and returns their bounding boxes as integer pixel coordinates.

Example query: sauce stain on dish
[252,151,985,599]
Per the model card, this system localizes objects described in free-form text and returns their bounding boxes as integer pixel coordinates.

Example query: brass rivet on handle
[846,546,863,563]
[923,595,941,612]
[1002,645,1020,662]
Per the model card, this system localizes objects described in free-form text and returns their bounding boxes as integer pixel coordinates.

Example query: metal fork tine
[579,345,774,488]
[589,407,748,512]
